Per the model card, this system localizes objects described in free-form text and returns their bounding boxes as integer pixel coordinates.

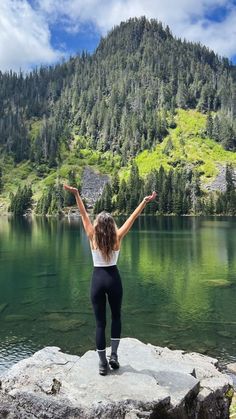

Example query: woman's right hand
[63,184,79,195]
[144,191,157,203]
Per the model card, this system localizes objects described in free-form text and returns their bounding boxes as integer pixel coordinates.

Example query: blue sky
[0,0,236,72]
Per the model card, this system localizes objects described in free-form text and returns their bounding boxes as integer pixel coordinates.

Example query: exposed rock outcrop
[81,166,110,208]
[204,164,236,193]
[0,338,233,418]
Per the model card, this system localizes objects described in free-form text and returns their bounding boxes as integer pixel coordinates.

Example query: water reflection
[0,215,236,373]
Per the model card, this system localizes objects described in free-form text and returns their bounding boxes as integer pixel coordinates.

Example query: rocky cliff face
[63,166,110,217]
[0,338,233,418]
[204,164,236,193]
[81,166,109,208]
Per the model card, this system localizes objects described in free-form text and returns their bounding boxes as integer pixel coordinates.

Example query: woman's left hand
[63,184,79,194]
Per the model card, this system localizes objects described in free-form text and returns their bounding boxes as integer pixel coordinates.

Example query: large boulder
[0,337,233,418]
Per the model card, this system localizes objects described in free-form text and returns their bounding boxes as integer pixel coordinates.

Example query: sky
[0,0,236,72]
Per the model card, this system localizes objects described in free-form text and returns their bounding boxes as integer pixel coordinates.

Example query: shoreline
[1,210,236,218]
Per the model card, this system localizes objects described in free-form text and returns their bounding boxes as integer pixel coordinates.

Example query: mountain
[0,16,236,215]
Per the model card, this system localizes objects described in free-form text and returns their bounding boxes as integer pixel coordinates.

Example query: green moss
[226,387,234,399]
[229,392,236,418]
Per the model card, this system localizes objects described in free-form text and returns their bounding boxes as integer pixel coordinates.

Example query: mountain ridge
[0,17,236,215]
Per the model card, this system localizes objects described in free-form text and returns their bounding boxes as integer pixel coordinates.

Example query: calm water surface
[0,215,236,374]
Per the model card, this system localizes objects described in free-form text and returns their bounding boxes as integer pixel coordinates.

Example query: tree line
[8,163,236,216]
[94,162,236,216]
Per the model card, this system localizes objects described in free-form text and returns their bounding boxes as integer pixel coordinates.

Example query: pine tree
[212,115,220,142]
[111,171,120,195]
[215,194,225,214]
[0,166,3,193]
[9,185,33,216]
[104,183,113,212]
[64,170,77,206]
[225,163,235,214]
[117,179,128,213]
[128,161,141,211]
[206,112,213,137]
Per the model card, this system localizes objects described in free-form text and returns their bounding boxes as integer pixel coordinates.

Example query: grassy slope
[121,109,236,183]
[1,109,236,214]
[0,124,121,213]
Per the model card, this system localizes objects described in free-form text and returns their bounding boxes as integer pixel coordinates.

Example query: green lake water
[0,215,236,374]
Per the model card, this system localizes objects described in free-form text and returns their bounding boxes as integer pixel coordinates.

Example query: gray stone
[227,363,236,375]
[0,338,233,418]
[204,164,236,193]
[80,166,110,208]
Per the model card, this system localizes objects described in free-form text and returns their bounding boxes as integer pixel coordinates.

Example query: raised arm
[63,185,94,239]
[117,191,157,240]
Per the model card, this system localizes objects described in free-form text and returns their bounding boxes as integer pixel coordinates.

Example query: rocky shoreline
[0,338,234,418]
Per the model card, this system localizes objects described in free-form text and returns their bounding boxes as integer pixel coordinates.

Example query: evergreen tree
[111,171,120,195]
[206,112,213,137]
[9,185,33,215]
[64,170,77,206]
[215,193,225,214]
[212,115,221,142]
[103,183,113,212]
[116,179,128,213]
[0,166,3,193]
[48,183,64,215]
[35,186,53,215]
[225,163,235,214]
[127,161,141,211]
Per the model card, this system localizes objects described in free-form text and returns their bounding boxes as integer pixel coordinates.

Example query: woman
[63,183,157,375]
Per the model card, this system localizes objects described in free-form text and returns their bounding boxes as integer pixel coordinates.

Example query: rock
[204,164,236,193]
[0,303,8,314]
[217,331,231,338]
[227,363,236,375]
[39,313,86,332]
[230,393,236,417]
[48,319,86,332]
[81,166,110,208]
[4,314,33,322]
[202,279,234,288]
[0,338,233,418]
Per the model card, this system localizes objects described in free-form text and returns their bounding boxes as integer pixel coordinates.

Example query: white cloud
[183,8,236,58]
[0,0,63,72]
[0,0,235,72]
[36,0,236,59]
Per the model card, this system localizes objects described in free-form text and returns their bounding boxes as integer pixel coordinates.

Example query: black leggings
[90,265,123,350]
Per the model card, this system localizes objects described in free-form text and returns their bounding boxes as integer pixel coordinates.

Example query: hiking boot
[109,353,120,369]
[99,361,108,376]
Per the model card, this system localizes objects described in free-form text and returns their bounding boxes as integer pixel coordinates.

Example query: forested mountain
[0,16,236,216]
[0,16,236,167]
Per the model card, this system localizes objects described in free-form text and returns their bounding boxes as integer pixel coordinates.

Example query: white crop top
[91,248,120,267]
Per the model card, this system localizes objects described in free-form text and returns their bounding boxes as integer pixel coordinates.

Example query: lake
[0,215,236,374]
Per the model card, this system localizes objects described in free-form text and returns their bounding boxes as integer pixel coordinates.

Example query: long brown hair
[93,211,118,262]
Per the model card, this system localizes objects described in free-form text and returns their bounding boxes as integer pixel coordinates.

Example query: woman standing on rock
[63,184,157,375]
